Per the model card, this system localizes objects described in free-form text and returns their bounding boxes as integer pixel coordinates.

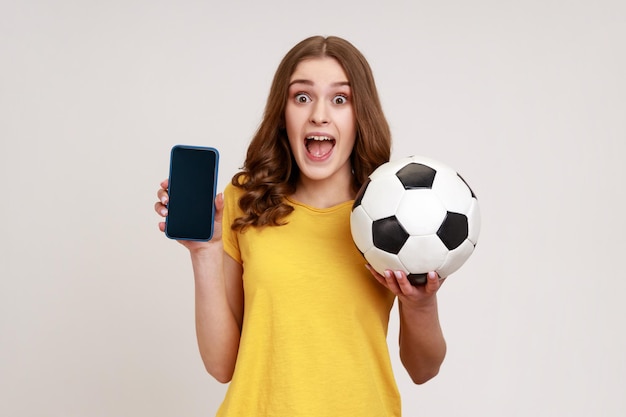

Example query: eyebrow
[288,79,351,88]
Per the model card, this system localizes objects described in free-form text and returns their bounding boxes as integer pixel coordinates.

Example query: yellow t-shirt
[218,183,400,416]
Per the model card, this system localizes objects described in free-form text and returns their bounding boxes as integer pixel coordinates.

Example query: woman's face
[285,57,357,187]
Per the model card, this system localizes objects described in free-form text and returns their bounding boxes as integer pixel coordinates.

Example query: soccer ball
[350,155,481,285]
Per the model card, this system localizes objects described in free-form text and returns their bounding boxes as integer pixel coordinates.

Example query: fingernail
[428,271,437,280]
[394,271,403,279]
[161,196,167,204]
[384,270,393,279]
[160,208,167,216]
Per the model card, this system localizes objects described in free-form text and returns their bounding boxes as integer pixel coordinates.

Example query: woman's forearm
[190,244,243,383]
[398,298,447,384]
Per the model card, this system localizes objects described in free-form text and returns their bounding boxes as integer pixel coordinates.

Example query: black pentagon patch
[372,216,409,254]
[437,212,468,250]
[396,163,436,189]
[457,173,477,198]
[407,273,428,286]
[352,178,371,210]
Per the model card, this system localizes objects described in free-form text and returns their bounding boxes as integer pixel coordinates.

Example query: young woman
[155,35,446,416]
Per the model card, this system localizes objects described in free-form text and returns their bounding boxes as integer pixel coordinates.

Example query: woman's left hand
[366,266,445,309]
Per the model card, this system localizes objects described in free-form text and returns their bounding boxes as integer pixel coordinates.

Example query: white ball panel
[437,239,475,278]
[396,190,447,235]
[369,156,413,180]
[360,175,406,220]
[350,206,374,253]
[364,247,407,276]
[466,198,481,245]
[432,170,473,214]
[398,234,448,274]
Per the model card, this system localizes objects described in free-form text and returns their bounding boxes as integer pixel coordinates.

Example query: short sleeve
[222,183,242,264]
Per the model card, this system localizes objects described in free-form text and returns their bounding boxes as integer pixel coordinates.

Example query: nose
[310,101,329,125]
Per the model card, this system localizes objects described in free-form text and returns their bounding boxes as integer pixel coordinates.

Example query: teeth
[306,136,333,141]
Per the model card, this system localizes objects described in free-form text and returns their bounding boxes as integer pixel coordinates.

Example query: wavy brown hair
[231,35,391,231]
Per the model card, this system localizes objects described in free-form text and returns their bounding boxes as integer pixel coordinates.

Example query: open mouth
[305,136,336,158]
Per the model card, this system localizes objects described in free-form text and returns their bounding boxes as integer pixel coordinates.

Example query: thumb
[214,192,225,223]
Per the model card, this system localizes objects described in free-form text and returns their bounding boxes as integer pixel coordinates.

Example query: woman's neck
[291,175,355,209]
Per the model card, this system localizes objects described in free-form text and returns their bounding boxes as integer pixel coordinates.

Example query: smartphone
[165,145,219,241]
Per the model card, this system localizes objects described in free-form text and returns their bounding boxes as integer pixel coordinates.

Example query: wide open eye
[295,93,311,104]
[332,94,348,105]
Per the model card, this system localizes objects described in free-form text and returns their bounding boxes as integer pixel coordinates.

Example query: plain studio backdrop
[1,1,624,416]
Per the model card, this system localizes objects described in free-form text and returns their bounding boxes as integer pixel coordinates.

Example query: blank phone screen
[165,145,218,241]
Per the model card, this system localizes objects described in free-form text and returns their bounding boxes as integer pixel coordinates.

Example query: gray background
[1,0,624,416]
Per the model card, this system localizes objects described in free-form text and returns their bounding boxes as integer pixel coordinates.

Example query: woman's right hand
[154,178,224,251]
